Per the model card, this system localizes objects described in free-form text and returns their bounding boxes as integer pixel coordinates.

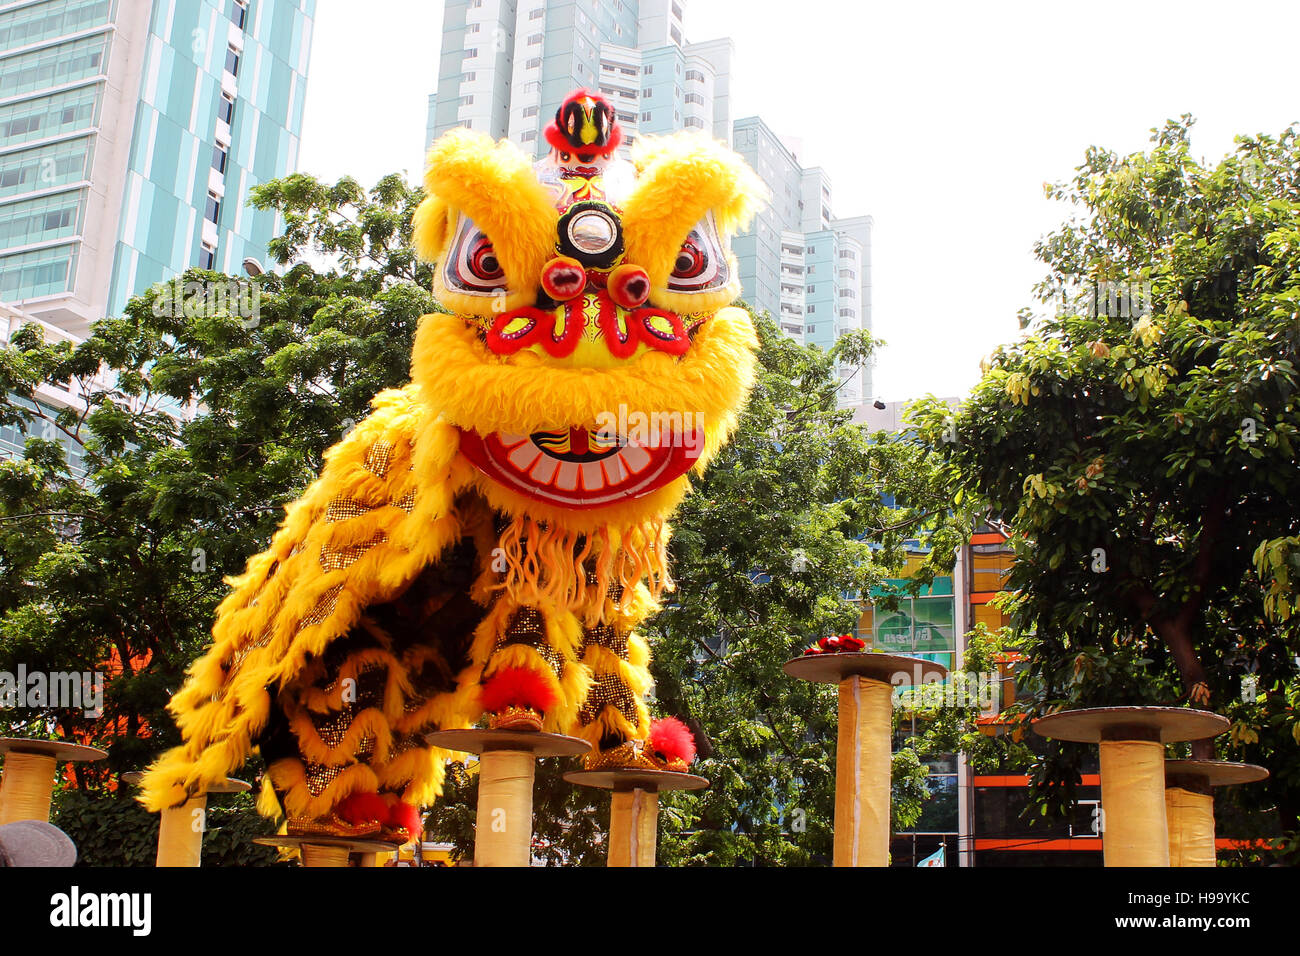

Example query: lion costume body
[141,91,764,840]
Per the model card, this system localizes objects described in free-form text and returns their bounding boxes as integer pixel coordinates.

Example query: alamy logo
[49,887,151,936]
[0,665,103,718]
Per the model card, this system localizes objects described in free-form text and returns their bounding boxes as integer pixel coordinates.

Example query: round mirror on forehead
[568,209,617,255]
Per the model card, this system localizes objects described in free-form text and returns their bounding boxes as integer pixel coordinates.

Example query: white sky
[299,0,1300,402]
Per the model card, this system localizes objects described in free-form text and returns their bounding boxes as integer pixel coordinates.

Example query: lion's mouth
[459,425,703,508]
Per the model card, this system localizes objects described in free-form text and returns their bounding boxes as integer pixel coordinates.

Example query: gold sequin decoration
[363,440,394,478]
[584,622,629,660]
[492,607,564,678]
[396,489,416,513]
[303,762,345,797]
[325,497,372,523]
[313,708,354,749]
[319,532,388,571]
[578,672,638,726]
[297,584,344,633]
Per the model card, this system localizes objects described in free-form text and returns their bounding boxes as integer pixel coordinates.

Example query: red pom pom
[480,667,560,715]
[649,716,696,765]
[337,791,389,826]
[387,800,423,839]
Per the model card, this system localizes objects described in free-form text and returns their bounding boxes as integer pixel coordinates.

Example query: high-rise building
[0,0,315,338]
[426,0,730,156]
[424,0,871,406]
[732,115,873,405]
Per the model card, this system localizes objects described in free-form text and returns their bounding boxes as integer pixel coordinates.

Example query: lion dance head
[411,88,766,613]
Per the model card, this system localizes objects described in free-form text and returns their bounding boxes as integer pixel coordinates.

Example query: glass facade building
[0,0,314,337]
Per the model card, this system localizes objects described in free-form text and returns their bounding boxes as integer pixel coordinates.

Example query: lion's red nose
[540,256,586,301]
[608,264,650,308]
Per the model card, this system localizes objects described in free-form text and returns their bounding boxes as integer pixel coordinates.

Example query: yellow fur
[142,122,764,823]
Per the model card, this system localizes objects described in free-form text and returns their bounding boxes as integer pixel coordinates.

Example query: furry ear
[412,194,451,264]
[420,127,558,312]
[621,132,767,314]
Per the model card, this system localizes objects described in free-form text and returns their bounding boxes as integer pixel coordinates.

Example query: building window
[523,105,538,117]
[526,57,541,69]
[672,1,684,18]
[217,93,235,125]
[684,92,704,105]
[211,144,228,174]
[617,111,635,124]
[806,246,815,254]
[641,88,652,98]
[462,71,476,82]
[468,23,480,33]
[808,306,816,315]
[224,45,240,75]
[527,33,542,44]
[461,95,474,106]
[521,129,536,142]
[229,0,248,30]
[204,191,221,224]
[199,243,217,269]
[529,7,544,18]
[641,111,651,121]
[464,48,478,59]
[644,64,653,74]
[807,285,816,293]
[686,69,704,82]
[684,117,703,129]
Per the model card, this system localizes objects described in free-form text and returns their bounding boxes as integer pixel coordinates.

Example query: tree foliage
[910,118,1300,854]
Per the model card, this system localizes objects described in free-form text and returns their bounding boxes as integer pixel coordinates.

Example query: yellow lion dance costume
[141,90,764,842]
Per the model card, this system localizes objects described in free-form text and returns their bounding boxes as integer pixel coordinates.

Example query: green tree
[910,118,1300,856]
[0,173,432,842]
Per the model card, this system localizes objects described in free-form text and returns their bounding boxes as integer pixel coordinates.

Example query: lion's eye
[445,218,507,295]
[672,239,707,280]
[468,236,503,281]
[666,214,729,294]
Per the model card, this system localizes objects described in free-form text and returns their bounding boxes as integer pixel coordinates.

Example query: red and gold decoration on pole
[137,90,765,848]
[566,717,707,867]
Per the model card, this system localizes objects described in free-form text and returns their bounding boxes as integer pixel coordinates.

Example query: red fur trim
[649,717,696,765]
[387,801,423,839]
[337,791,389,826]
[480,666,560,714]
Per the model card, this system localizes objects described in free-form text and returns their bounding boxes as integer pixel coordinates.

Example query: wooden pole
[301,842,351,867]
[608,788,658,867]
[1165,786,1216,867]
[474,750,535,867]
[156,794,206,867]
[1098,739,1169,867]
[833,675,892,867]
[0,751,57,824]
